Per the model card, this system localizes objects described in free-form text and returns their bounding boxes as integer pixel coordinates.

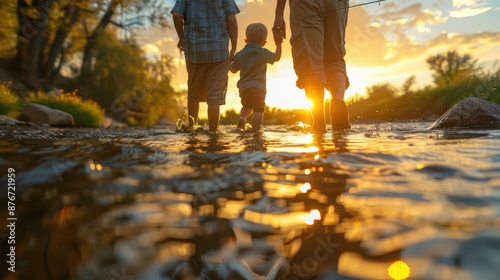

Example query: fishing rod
[291,0,388,23]
[345,0,387,11]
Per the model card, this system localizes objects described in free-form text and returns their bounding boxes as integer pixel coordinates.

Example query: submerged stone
[428,97,500,129]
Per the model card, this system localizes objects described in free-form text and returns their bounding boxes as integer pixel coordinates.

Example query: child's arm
[226,14,238,62]
[172,12,184,51]
[275,42,282,62]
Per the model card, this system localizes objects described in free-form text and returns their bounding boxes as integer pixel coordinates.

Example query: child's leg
[251,112,263,131]
[238,107,252,129]
[240,107,253,119]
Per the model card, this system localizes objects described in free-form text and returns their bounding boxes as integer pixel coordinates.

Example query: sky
[138,0,500,112]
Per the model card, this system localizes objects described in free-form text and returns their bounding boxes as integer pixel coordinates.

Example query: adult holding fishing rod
[273,0,384,132]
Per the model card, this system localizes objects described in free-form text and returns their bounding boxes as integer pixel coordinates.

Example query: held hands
[229,48,236,63]
[272,16,286,45]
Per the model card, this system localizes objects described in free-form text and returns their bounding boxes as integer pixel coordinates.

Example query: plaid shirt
[171,0,240,64]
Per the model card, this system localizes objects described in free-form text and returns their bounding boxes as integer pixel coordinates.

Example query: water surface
[1,122,499,280]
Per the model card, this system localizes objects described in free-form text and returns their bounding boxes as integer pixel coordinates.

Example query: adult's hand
[272,16,286,43]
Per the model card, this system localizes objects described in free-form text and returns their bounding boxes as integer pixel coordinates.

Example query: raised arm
[172,12,184,51]
[226,14,238,62]
[275,42,282,62]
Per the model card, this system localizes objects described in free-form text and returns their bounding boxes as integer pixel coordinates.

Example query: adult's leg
[206,60,229,132]
[188,101,199,127]
[305,85,326,133]
[186,61,206,128]
[290,0,327,133]
[207,104,220,132]
[325,0,350,130]
[327,72,350,130]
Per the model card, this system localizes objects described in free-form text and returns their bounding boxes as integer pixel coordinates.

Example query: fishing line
[291,0,388,23]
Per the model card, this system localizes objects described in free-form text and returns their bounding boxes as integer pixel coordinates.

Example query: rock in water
[19,103,75,127]
[429,97,500,129]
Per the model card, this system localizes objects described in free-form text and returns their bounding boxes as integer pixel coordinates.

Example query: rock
[100,117,128,128]
[428,97,500,129]
[18,103,74,127]
[0,115,31,126]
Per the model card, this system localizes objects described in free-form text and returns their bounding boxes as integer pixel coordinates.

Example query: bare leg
[327,72,350,130]
[188,101,199,128]
[207,104,220,132]
[305,85,326,133]
[238,107,253,129]
[240,107,253,119]
[251,112,263,131]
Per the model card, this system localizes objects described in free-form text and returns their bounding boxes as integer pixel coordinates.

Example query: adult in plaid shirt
[172,0,239,132]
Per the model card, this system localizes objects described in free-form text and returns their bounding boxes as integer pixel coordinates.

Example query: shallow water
[1,122,500,280]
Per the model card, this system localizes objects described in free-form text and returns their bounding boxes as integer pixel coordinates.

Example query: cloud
[450,0,492,18]
[141,44,161,56]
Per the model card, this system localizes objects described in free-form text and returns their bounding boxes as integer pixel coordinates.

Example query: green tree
[401,75,416,95]
[366,83,397,102]
[91,32,180,125]
[426,50,477,87]
[79,0,169,84]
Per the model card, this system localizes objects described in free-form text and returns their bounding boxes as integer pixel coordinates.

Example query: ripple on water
[2,124,500,279]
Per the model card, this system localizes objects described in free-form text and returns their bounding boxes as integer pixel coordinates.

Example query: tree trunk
[44,4,80,82]
[11,0,55,90]
[79,0,118,84]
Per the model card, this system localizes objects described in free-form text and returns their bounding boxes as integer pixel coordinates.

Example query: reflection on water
[1,123,500,279]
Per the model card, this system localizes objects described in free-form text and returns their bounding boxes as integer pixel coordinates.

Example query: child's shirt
[171,0,240,64]
[231,43,276,94]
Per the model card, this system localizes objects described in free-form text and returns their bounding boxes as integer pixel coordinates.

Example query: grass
[25,91,105,127]
[0,82,21,117]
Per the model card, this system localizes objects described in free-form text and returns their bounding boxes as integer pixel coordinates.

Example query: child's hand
[177,41,184,51]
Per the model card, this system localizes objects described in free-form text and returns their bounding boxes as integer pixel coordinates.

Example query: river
[1,122,499,279]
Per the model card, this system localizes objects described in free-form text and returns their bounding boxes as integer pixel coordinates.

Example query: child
[171,0,239,132]
[230,23,282,131]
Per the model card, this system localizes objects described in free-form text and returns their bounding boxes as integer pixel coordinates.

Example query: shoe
[331,100,351,131]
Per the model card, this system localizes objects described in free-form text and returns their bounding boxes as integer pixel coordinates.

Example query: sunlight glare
[388,260,410,280]
[300,182,311,193]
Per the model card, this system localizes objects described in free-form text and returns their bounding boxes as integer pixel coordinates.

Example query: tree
[79,0,169,84]
[11,0,56,89]
[42,0,82,81]
[0,0,18,60]
[366,83,397,102]
[426,50,477,87]
[401,75,416,95]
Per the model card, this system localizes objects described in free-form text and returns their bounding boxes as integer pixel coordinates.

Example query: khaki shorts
[186,59,229,105]
[289,0,349,90]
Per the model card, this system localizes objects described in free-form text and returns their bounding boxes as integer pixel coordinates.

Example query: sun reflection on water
[388,260,411,280]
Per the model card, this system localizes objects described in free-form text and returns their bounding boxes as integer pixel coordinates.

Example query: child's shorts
[240,88,266,112]
[186,59,228,105]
